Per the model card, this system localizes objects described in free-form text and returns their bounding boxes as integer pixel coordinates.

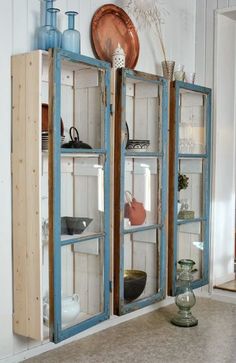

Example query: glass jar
[47,7,62,49]
[37,0,55,50]
[62,11,81,54]
[171,259,198,327]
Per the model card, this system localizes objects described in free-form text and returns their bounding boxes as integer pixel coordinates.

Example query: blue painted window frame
[49,49,111,343]
[169,80,212,295]
[114,68,169,315]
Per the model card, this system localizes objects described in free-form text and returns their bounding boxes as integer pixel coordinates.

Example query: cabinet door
[48,49,111,343]
[168,81,211,296]
[114,68,168,315]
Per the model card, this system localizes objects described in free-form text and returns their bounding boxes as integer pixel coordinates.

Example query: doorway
[213,8,236,291]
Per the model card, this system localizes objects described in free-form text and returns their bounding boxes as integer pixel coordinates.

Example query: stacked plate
[42,132,65,151]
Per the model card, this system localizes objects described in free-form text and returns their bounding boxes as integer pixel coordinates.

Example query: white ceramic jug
[43,294,80,325]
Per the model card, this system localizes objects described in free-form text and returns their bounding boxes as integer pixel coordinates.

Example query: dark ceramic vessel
[124,270,147,302]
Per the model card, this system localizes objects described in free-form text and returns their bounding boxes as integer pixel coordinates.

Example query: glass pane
[124,157,160,227]
[178,158,205,219]
[125,77,162,153]
[59,58,105,149]
[177,222,205,281]
[60,238,104,330]
[179,90,207,154]
[123,229,160,303]
[61,155,105,242]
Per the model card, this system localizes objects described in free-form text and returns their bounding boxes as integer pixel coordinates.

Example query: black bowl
[61,217,93,235]
[124,270,147,302]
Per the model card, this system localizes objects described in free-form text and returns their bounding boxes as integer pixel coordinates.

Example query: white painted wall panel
[195,0,206,84]
[0,0,197,361]
[213,14,236,284]
[0,1,14,360]
[195,0,236,286]
[218,0,229,8]
[205,0,218,88]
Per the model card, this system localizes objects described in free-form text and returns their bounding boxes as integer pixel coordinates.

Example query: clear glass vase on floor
[37,0,55,50]
[62,11,81,54]
[47,7,62,49]
[171,259,198,327]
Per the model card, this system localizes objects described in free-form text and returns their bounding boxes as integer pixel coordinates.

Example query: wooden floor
[215,279,236,292]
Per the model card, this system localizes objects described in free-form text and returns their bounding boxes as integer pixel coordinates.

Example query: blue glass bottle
[47,8,62,49]
[38,0,55,50]
[62,11,81,54]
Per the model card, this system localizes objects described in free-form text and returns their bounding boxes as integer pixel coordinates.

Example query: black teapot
[61,127,92,149]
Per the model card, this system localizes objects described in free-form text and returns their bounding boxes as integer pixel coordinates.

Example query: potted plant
[178,172,189,192]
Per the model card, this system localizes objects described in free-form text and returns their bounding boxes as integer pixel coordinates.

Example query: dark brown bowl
[61,217,93,235]
[124,270,147,303]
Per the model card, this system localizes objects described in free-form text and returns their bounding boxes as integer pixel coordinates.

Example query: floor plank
[215,279,236,292]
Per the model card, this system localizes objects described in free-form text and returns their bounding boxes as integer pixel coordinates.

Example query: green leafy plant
[178,172,189,192]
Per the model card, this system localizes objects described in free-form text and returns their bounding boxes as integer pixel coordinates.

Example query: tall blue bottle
[62,11,81,54]
[38,0,54,50]
[47,8,62,48]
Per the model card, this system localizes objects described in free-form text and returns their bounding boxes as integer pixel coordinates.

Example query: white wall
[0,1,196,362]
[195,0,236,286]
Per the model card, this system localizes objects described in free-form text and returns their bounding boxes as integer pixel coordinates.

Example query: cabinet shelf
[43,150,106,158]
[123,223,162,234]
[125,151,163,158]
[61,232,105,246]
[178,153,207,159]
[177,217,207,225]
[61,149,107,156]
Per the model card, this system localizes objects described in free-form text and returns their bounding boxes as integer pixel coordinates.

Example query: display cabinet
[168,81,211,296]
[12,49,111,343]
[114,68,168,315]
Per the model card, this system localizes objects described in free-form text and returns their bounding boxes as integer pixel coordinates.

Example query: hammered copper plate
[91,4,140,69]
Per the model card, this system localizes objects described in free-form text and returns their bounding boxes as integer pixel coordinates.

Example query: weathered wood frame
[114,68,169,315]
[168,80,212,296]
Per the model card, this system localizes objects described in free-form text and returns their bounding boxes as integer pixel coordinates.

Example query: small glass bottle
[171,259,198,327]
[62,11,81,54]
[47,7,62,49]
[37,0,55,50]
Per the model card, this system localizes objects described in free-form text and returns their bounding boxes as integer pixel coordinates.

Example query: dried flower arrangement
[126,0,168,63]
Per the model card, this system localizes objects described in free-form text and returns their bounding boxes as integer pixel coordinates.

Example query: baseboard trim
[211,288,236,304]
[213,273,235,286]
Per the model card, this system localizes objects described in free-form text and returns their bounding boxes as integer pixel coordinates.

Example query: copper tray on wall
[91,4,140,69]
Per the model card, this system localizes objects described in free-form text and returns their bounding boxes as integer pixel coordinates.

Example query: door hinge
[109,280,112,292]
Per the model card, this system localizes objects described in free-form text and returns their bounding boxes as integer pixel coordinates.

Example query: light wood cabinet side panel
[12,54,28,338]
[12,52,42,341]
[25,52,42,340]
